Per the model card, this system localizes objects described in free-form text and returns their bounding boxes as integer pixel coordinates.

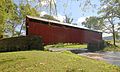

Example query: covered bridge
[26,16,102,45]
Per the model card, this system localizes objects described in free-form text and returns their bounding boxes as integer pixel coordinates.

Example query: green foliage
[0,0,40,37]
[18,2,40,36]
[5,2,20,37]
[0,0,14,37]
[41,14,60,22]
[0,0,22,37]
[19,3,40,18]
[82,16,104,30]
[0,51,120,72]
[0,36,43,52]
[100,0,120,17]
[99,0,120,46]
[45,43,87,49]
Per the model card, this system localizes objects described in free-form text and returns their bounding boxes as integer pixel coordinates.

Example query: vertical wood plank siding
[26,16,102,45]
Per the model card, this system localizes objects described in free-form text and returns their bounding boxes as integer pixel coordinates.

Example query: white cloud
[77,16,89,24]
[102,5,107,9]
[41,1,48,6]
[40,0,56,6]
[27,0,34,1]
[102,33,112,37]
[40,11,47,16]
[76,16,90,27]
[54,14,65,22]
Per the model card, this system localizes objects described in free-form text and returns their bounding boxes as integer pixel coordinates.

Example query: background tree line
[82,0,120,46]
[0,0,40,38]
[0,0,120,46]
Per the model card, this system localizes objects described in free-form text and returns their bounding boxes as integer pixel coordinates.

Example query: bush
[87,40,105,52]
[0,36,44,52]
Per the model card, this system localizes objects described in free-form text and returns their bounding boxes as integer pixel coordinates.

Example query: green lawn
[0,51,120,72]
[45,43,87,49]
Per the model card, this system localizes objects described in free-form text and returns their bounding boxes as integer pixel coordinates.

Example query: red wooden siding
[26,16,102,45]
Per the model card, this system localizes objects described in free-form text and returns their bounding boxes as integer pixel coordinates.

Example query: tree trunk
[11,24,15,37]
[112,24,116,46]
[18,20,25,36]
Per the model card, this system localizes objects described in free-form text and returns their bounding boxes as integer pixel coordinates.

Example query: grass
[103,46,120,52]
[0,51,120,72]
[102,40,120,52]
[45,43,87,49]
[105,40,120,46]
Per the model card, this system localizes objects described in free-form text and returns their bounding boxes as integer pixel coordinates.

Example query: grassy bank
[102,40,120,52]
[103,46,120,52]
[45,43,87,49]
[0,51,120,72]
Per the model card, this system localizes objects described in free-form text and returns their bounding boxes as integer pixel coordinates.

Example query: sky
[14,0,100,23]
[14,0,112,37]
[55,0,100,23]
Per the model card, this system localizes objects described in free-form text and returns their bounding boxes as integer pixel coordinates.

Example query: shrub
[0,36,44,52]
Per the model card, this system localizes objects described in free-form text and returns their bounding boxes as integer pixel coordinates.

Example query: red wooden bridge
[26,16,102,45]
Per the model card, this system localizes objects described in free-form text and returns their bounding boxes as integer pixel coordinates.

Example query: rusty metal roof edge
[26,15,102,33]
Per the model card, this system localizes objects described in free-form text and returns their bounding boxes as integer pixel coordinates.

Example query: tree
[82,16,104,30]
[64,15,73,24]
[0,0,40,37]
[41,14,59,22]
[35,0,57,16]
[6,3,20,37]
[18,1,40,36]
[0,0,17,38]
[0,0,6,38]
[99,0,120,46]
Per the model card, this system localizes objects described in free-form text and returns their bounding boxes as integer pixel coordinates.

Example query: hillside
[0,51,120,72]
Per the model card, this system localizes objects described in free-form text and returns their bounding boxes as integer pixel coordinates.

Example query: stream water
[79,51,120,66]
